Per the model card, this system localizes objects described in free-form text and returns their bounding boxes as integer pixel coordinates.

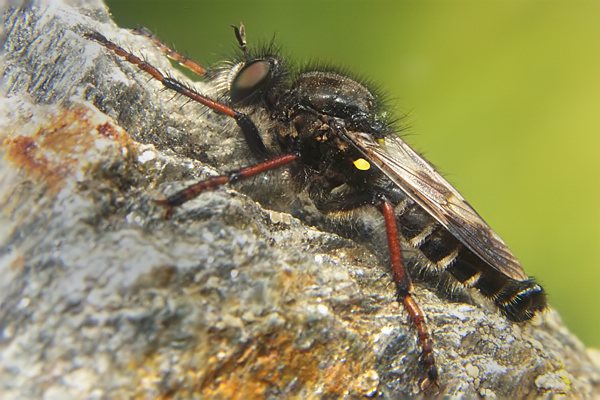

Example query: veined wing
[342,130,528,281]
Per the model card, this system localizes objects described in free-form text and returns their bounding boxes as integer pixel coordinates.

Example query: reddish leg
[132,27,207,77]
[156,153,299,217]
[84,31,268,157]
[380,200,438,390]
[85,31,233,117]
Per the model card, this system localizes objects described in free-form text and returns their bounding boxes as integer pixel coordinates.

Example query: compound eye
[230,60,272,104]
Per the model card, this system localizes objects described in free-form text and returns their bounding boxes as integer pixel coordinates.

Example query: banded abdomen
[394,198,546,322]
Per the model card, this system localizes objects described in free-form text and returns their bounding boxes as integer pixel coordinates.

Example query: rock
[1,1,599,398]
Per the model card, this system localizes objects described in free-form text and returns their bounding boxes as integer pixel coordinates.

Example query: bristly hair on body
[84,24,546,391]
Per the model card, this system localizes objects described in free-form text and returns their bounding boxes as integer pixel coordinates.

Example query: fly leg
[84,31,269,159]
[83,31,298,215]
[131,27,207,77]
[156,154,298,217]
[379,198,438,390]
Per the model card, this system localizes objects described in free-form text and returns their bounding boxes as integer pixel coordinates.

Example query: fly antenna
[231,23,249,60]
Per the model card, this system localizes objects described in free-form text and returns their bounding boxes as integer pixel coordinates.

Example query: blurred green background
[106,0,600,348]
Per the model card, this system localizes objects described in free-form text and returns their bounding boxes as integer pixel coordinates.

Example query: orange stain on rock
[9,253,25,273]
[4,135,66,193]
[129,325,376,399]
[2,105,133,194]
[96,121,120,139]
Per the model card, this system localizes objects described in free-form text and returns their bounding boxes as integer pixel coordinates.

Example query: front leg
[157,153,299,217]
[84,31,270,159]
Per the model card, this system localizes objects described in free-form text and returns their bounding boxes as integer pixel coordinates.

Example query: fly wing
[342,130,528,281]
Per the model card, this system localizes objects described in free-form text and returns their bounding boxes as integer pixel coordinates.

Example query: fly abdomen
[397,202,462,269]
[396,201,546,322]
[448,249,546,322]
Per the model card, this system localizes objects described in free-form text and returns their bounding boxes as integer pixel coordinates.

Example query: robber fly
[84,24,546,389]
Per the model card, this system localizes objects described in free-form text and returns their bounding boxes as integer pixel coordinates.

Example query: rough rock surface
[1,1,599,399]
